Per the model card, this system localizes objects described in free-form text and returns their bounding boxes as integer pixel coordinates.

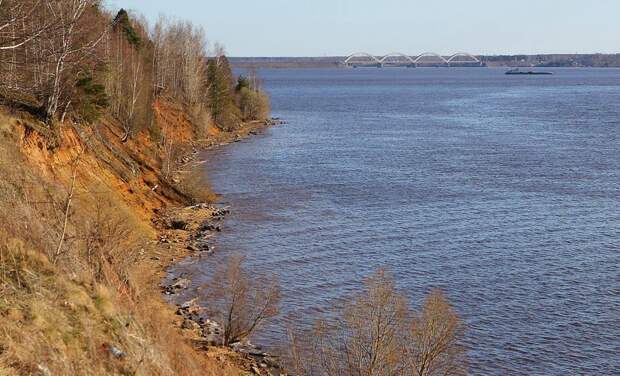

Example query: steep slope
[0,104,269,375]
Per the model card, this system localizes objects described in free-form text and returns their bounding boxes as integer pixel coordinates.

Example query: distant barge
[505,68,553,75]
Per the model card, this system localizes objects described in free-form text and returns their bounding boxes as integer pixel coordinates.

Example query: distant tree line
[482,53,620,68]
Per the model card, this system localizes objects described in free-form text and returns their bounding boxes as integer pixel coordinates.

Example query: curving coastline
[159,119,286,375]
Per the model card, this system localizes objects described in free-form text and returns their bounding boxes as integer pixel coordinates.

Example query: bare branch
[205,254,281,346]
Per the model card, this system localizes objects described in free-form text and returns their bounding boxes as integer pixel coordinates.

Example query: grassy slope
[0,102,264,375]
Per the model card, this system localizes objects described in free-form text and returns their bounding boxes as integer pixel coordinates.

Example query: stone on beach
[171,278,191,290]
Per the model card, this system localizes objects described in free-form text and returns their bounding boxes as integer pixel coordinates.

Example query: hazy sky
[106,0,620,56]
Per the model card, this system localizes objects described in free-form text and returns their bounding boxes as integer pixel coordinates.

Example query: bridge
[343,52,482,67]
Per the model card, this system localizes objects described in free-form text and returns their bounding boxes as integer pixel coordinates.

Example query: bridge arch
[344,52,380,64]
[379,52,415,64]
[342,52,480,66]
[447,52,480,63]
[414,52,449,64]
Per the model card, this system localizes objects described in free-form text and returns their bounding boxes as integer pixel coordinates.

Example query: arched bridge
[343,52,481,67]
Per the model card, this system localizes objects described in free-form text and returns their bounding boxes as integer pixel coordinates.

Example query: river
[175,67,620,375]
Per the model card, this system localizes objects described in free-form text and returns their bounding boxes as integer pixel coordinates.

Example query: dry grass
[0,112,244,375]
[176,167,219,204]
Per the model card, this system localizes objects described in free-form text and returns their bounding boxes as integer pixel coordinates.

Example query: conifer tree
[206,55,238,130]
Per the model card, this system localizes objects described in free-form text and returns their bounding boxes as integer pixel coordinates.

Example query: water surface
[175,68,620,375]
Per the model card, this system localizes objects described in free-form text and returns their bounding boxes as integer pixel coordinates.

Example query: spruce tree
[207,56,238,130]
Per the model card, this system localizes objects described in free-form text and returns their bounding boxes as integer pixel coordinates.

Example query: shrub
[238,87,270,121]
[205,254,280,345]
[176,167,218,204]
[287,269,467,376]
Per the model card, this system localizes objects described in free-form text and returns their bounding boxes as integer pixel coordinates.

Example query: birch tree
[152,18,208,106]
[40,0,106,121]
[106,9,152,139]
[0,0,52,51]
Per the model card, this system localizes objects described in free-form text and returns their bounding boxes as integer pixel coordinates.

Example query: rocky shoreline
[158,119,286,375]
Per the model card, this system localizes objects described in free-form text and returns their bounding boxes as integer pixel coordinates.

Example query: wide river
[177,68,620,375]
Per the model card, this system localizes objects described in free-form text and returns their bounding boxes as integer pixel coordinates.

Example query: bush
[205,254,280,346]
[176,167,218,204]
[287,269,467,376]
[238,87,270,121]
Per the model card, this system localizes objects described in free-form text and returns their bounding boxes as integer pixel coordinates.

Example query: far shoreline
[230,53,620,69]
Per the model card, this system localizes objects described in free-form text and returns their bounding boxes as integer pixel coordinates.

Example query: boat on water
[505,68,553,75]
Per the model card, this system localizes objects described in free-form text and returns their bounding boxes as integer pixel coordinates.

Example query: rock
[204,333,220,345]
[180,298,198,309]
[104,344,126,359]
[171,278,190,290]
[170,220,187,230]
[200,223,220,232]
[210,207,230,218]
[37,364,51,376]
[181,318,200,330]
[265,117,286,126]
[247,349,268,357]
[187,244,198,252]
[231,341,268,357]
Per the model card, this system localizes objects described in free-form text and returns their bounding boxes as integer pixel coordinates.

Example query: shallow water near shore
[175,68,620,375]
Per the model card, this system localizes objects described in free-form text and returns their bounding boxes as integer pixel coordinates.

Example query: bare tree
[406,290,466,376]
[106,10,150,140]
[40,0,107,121]
[287,270,467,376]
[292,270,409,376]
[0,0,56,90]
[152,18,208,106]
[0,0,52,51]
[54,165,77,263]
[205,254,280,346]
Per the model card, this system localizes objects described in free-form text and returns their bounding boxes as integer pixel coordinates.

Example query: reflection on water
[171,68,620,375]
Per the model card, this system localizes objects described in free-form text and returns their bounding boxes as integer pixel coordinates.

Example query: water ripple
[173,68,620,375]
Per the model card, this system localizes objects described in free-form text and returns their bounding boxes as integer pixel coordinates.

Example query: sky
[106,0,620,57]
